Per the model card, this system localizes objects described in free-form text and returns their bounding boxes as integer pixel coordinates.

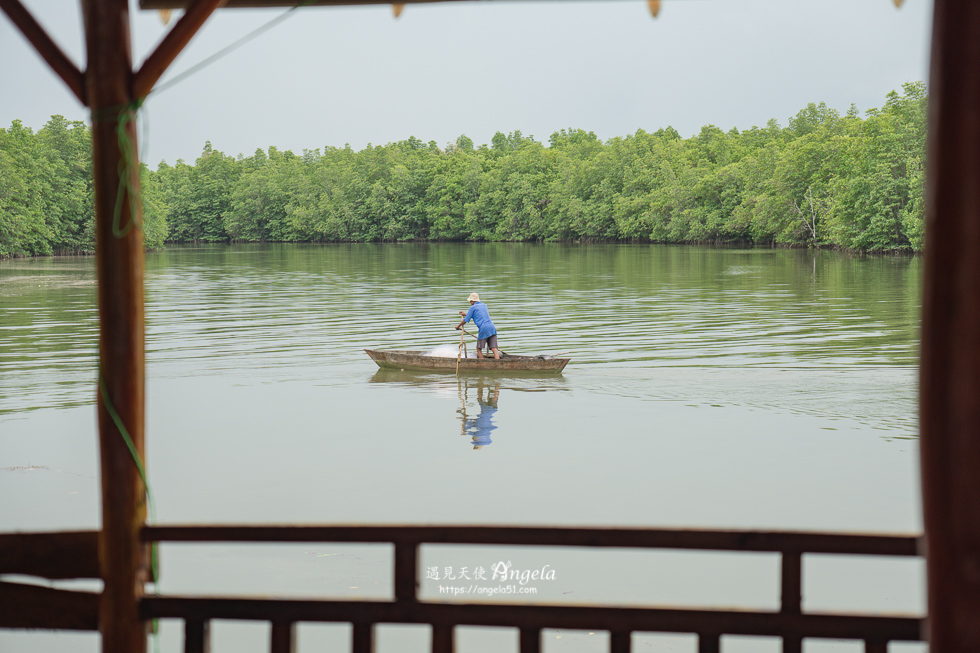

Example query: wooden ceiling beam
[140,0,457,8]
[0,0,87,105]
[134,0,227,98]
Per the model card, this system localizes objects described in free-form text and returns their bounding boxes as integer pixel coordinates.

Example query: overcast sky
[2,0,932,167]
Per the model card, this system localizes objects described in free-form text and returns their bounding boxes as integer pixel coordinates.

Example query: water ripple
[0,244,920,429]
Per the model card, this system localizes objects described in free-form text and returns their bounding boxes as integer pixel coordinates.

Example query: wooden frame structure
[1,0,978,651]
[3,524,924,653]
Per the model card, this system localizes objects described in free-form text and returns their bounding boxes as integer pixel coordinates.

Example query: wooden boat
[364,349,570,373]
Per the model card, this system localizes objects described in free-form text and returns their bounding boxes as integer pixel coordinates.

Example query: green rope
[97,370,158,584]
[113,98,145,238]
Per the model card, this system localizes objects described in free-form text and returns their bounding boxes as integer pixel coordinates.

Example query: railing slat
[142,597,923,642]
[395,542,418,602]
[610,630,631,653]
[432,624,453,653]
[698,633,720,653]
[780,551,802,615]
[782,636,802,653]
[270,620,295,653]
[128,524,926,650]
[519,628,540,653]
[184,619,210,653]
[352,622,373,653]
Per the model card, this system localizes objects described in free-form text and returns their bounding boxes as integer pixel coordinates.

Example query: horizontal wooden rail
[141,596,924,642]
[2,525,926,648]
[142,524,921,556]
[136,524,926,651]
[0,530,101,579]
[0,581,100,630]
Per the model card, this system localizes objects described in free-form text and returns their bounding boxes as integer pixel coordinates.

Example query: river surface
[0,243,925,653]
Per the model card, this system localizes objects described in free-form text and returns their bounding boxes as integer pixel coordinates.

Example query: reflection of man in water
[464,381,501,450]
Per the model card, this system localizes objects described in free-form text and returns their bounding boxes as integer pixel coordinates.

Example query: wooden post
[82,1,147,653]
[920,0,980,650]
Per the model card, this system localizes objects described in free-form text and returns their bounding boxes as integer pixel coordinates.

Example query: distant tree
[0,86,929,258]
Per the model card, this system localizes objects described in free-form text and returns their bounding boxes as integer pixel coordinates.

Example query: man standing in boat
[456,293,500,360]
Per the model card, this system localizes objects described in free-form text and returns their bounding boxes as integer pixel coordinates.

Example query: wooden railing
[1,525,926,652]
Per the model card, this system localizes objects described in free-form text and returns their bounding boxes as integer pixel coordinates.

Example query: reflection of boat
[368,367,568,391]
[364,349,569,373]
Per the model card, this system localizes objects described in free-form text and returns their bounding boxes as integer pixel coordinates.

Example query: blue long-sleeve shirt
[463,302,497,340]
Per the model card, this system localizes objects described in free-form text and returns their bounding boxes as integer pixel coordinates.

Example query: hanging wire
[95,0,314,542]
[148,0,314,100]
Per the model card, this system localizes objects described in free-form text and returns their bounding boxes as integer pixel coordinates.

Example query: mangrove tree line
[0,83,925,258]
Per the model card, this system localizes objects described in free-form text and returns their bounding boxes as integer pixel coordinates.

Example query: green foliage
[0,85,929,258]
[38,115,94,252]
[139,161,168,249]
[0,121,53,257]
[0,116,160,257]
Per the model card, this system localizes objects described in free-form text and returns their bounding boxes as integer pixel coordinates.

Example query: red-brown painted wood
[142,524,919,556]
[0,581,100,630]
[140,598,923,644]
[269,621,295,653]
[921,1,980,651]
[82,1,147,652]
[0,531,101,579]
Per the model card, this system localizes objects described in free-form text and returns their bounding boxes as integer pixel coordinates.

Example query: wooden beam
[432,624,453,653]
[394,542,418,602]
[270,621,296,653]
[609,631,631,653]
[133,0,226,99]
[142,524,921,556]
[0,0,87,105]
[184,619,211,653]
[81,1,148,652]
[920,1,980,651]
[352,622,373,653]
[141,0,455,8]
[0,581,100,630]
[519,628,540,653]
[0,531,101,579]
[141,597,924,643]
[780,551,802,615]
[697,634,720,653]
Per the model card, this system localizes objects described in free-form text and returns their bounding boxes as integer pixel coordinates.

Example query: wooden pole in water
[81,1,148,652]
[456,326,465,375]
[920,0,980,649]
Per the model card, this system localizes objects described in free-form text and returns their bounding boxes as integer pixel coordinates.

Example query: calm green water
[0,244,925,653]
